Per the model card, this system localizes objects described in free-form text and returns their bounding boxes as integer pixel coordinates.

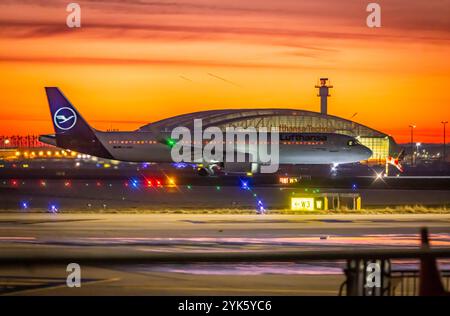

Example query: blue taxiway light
[48,204,58,213]
[240,180,250,190]
[256,200,266,214]
[172,162,188,169]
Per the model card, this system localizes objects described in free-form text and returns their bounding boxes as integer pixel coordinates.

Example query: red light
[11,180,18,186]
[64,181,71,187]
[40,180,47,187]
[146,180,153,187]
[124,182,129,187]
[96,181,102,187]
[156,180,162,187]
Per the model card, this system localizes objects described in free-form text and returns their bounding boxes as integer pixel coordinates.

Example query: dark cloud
[0,55,316,69]
[1,18,447,44]
[0,0,449,41]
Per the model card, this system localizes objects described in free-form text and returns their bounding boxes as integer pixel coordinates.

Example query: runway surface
[1,213,450,295]
[1,180,450,210]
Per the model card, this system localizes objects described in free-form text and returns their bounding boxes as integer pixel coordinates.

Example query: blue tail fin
[45,87,113,159]
[46,87,92,135]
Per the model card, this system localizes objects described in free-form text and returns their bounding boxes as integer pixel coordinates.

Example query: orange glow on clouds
[0,0,449,143]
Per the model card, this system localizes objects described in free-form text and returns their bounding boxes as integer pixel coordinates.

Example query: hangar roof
[138,109,389,138]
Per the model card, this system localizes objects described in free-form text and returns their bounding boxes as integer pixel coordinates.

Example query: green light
[216,186,221,190]
[187,185,192,189]
[253,193,257,197]
[166,138,176,148]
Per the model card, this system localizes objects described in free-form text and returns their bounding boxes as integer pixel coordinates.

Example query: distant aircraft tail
[386,149,405,172]
[42,87,113,159]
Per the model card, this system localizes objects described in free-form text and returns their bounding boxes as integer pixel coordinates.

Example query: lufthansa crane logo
[54,107,77,130]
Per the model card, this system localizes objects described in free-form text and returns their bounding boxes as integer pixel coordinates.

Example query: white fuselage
[93,131,372,165]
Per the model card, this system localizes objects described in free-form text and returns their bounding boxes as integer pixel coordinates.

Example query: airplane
[386,149,405,172]
[39,87,372,176]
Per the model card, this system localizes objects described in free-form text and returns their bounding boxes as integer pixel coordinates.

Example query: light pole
[442,121,448,163]
[416,142,421,162]
[409,124,416,166]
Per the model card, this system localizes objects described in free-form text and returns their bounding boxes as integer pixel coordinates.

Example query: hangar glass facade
[140,109,397,163]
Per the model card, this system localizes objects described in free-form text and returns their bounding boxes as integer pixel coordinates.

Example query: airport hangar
[139,108,399,164]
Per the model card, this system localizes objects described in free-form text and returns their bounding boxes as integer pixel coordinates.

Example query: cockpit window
[347,140,360,146]
[347,140,354,146]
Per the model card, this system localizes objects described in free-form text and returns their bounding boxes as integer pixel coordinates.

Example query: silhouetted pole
[409,124,416,166]
[419,228,448,296]
[442,121,448,163]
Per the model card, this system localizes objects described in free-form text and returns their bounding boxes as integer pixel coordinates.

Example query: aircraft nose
[360,145,372,160]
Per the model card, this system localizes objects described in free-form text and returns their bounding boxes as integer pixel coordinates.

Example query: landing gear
[197,167,210,177]
[331,163,339,176]
[197,163,222,176]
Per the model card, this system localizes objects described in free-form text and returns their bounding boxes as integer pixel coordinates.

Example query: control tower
[315,78,333,115]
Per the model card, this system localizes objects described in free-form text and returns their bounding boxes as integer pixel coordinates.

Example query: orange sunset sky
[0,0,449,143]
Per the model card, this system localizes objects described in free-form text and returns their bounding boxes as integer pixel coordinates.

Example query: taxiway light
[49,204,58,213]
[257,200,266,214]
[131,179,139,188]
[240,180,249,190]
